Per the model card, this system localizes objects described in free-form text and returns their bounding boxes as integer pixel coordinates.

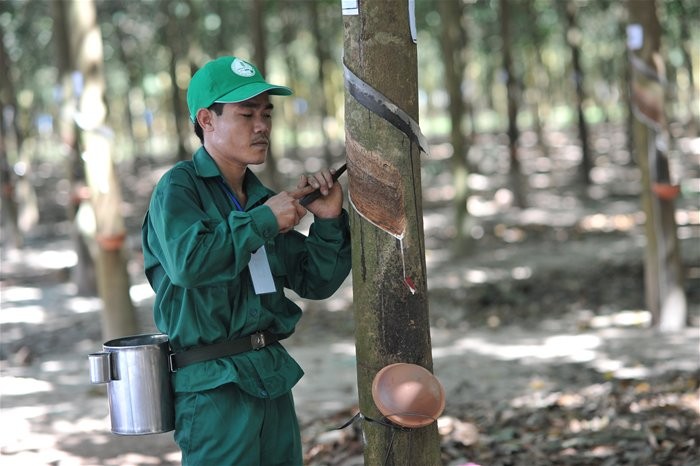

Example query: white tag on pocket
[248,246,276,295]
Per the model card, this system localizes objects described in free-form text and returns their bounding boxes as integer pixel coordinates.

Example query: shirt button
[250,308,259,316]
[260,389,268,397]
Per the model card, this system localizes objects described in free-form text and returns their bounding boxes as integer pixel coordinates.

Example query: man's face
[204,93,274,167]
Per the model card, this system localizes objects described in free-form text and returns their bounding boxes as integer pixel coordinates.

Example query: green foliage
[1,0,697,163]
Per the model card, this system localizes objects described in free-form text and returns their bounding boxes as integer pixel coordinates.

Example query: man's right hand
[264,192,308,233]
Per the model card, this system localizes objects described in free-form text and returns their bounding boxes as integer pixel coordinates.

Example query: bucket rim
[103,333,169,349]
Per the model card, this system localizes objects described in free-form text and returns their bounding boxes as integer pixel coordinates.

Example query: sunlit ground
[2,241,698,465]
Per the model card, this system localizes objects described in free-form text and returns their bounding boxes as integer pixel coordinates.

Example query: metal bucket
[88,333,174,435]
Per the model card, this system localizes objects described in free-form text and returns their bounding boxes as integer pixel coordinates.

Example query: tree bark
[344,1,441,464]
[627,0,687,331]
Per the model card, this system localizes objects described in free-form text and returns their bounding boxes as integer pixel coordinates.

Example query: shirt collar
[192,146,221,178]
[192,146,272,208]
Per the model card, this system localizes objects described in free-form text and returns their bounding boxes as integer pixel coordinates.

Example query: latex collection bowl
[371,363,445,428]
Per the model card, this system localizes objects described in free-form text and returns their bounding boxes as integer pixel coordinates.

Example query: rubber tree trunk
[343,1,441,464]
[280,0,302,160]
[499,0,526,208]
[523,0,550,158]
[161,0,190,162]
[563,1,592,186]
[438,0,474,256]
[667,0,698,130]
[0,142,22,249]
[0,28,25,249]
[252,0,281,191]
[62,0,138,341]
[627,0,687,331]
[51,0,98,296]
[309,0,334,166]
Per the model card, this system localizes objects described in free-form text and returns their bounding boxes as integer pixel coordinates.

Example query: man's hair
[194,103,225,144]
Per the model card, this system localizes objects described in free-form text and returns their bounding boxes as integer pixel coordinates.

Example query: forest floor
[1,126,699,465]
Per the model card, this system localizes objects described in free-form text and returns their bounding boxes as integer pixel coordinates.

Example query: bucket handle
[88,352,112,384]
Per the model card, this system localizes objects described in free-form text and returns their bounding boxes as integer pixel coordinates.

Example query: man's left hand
[291,167,343,219]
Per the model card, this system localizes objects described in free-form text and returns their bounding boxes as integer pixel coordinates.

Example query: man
[141,56,351,465]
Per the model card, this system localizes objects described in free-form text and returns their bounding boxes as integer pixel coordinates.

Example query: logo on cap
[231,58,255,77]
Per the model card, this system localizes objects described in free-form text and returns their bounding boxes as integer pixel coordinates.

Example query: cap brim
[215,82,293,104]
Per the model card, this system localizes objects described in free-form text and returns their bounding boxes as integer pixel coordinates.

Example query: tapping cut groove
[346,135,406,238]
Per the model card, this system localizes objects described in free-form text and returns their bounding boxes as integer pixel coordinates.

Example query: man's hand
[292,167,343,219]
[265,191,307,233]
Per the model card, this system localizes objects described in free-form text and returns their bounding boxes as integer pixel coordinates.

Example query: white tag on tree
[248,246,276,294]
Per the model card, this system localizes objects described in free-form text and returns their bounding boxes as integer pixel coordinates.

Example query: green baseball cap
[187,56,293,122]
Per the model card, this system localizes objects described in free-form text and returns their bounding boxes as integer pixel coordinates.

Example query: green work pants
[174,383,302,466]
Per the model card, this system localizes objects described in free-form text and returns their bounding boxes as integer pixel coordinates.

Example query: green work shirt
[141,147,351,398]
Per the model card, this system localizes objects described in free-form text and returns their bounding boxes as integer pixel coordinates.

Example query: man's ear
[196,108,213,131]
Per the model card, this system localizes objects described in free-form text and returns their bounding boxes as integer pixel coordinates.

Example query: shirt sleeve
[277,209,352,299]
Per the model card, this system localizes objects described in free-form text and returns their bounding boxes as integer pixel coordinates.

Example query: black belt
[169,331,277,372]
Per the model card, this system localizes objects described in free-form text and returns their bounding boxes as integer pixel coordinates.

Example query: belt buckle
[251,332,266,350]
[168,352,177,372]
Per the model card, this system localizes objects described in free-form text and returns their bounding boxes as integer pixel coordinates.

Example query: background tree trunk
[344,1,441,464]
[51,0,98,296]
[627,0,687,332]
[523,0,550,158]
[161,0,190,162]
[252,0,281,190]
[666,0,699,130]
[63,0,138,340]
[562,1,592,187]
[0,26,25,249]
[500,0,526,208]
[280,0,302,160]
[438,0,474,255]
[309,0,334,166]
